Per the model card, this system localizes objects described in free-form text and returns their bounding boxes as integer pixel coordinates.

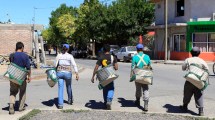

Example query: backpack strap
[137,54,147,67]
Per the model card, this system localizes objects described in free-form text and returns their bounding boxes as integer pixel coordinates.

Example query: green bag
[4,63,28,85]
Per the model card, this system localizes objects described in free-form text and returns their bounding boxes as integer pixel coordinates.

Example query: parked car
[98,45,120,58]
[71,47,88,58]
[110,45,120,54]
[115,46,137,62]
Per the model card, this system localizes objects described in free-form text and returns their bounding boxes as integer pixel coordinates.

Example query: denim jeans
[103,82,114,104]
[57,71,72,107]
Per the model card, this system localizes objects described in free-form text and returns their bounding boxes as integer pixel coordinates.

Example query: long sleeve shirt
[182,57,209,71]
[55,52,78,73]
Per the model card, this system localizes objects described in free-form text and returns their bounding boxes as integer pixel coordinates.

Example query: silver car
[116,46,137,62]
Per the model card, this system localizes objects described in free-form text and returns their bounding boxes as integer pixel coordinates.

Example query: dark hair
[62,46,68,53]
[103,44,110,52]
[16,42,24,51]
[137,48,143,51]
[191,49,200,57]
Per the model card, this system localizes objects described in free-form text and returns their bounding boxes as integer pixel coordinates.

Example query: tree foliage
[42,0,154,47]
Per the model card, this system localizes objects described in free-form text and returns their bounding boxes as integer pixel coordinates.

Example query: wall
[155,0,189,25]
[0,25,32,55]
[0,24,43,55]
[190,0,215,21]
[155,0,215,25]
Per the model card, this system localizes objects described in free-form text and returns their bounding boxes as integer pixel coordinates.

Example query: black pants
[183,81,204,108]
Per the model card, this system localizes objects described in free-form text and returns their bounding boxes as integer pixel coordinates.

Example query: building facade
[0,24,43,55]
[149,0,215,61]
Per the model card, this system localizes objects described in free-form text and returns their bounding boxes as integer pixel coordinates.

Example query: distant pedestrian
[55,44,79,109]
[48,48,51,55]
[8,42,31,115]
[131,43,151,111]
[91,44,118,110]
[180,47,209,116]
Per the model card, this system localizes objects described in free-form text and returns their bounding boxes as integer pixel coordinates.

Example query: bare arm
[91,64,99,83]
[114,63,118,70]
[182,60,188,71]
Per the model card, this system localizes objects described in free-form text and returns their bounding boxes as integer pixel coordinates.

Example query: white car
[116,46,137,62]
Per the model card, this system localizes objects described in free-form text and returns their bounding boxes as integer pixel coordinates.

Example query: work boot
[135,97,140,106]
[144,100,148,111]
[179,104,188,112]
[19,106,26,112]
[9,104,15,115]
[106,102,112,110]
[135,100,140,106]
[199,108,204,116]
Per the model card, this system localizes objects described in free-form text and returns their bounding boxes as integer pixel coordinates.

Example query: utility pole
[164,0,168,62]
[39,36,46,65]
[33,7,40,69]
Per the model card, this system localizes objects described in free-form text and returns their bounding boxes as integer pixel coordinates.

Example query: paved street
[0,59,215,119]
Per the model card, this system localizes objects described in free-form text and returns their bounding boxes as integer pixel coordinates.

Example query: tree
[106,0,155,45]
[57,13,76,42]
[48,4,77,46]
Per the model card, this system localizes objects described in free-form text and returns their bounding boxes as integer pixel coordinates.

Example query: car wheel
[116,56,120,62]
[123,57,127,62]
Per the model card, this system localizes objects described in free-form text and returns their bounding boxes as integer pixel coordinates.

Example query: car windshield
[127,46,136,51]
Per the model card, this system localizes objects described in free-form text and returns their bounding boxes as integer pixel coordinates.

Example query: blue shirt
[131,52,151,69]
[12,52,30,70]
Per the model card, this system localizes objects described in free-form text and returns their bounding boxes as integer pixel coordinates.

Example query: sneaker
[58,106,63,109]
[135,100,140,106]
[106,102,112,110]
[9,104,15,115]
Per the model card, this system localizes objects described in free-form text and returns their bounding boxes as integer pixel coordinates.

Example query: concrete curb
[16,108,215,120]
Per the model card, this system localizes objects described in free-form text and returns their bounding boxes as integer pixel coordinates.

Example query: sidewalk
[151,60,214,65]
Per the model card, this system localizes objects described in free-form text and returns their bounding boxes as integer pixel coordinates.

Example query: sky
[0,0,113,27]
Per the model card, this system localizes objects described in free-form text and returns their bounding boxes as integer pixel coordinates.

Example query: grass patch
[61,109,89,113]
[184,116,215,120]
[19,109,41,120]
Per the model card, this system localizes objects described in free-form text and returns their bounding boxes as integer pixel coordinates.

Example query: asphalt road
[0,59,215,119]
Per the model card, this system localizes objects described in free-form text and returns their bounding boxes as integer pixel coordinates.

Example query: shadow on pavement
[2,101,28,111]
[85,100,105,110]
[163,104,198,116]
[118,98,144,111]
[41,98,61,108]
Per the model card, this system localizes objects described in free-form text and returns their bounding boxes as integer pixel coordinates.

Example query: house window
[173,34,186,52]
[176,0,184,16]
[192,33,215,52]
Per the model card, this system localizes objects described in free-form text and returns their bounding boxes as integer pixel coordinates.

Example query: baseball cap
[136,43,144,49]
[191,47,200,52]
[63,44,70,49]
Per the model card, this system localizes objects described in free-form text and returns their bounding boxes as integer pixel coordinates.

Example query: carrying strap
[137,54,147,67]
[55,54,62,67]
[111,55,114,64]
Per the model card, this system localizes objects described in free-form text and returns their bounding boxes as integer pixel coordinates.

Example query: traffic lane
[75,59,215,100]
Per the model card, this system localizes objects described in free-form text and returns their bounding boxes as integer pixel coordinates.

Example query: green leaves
[42,0,155,48]
[57,13,76,38]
